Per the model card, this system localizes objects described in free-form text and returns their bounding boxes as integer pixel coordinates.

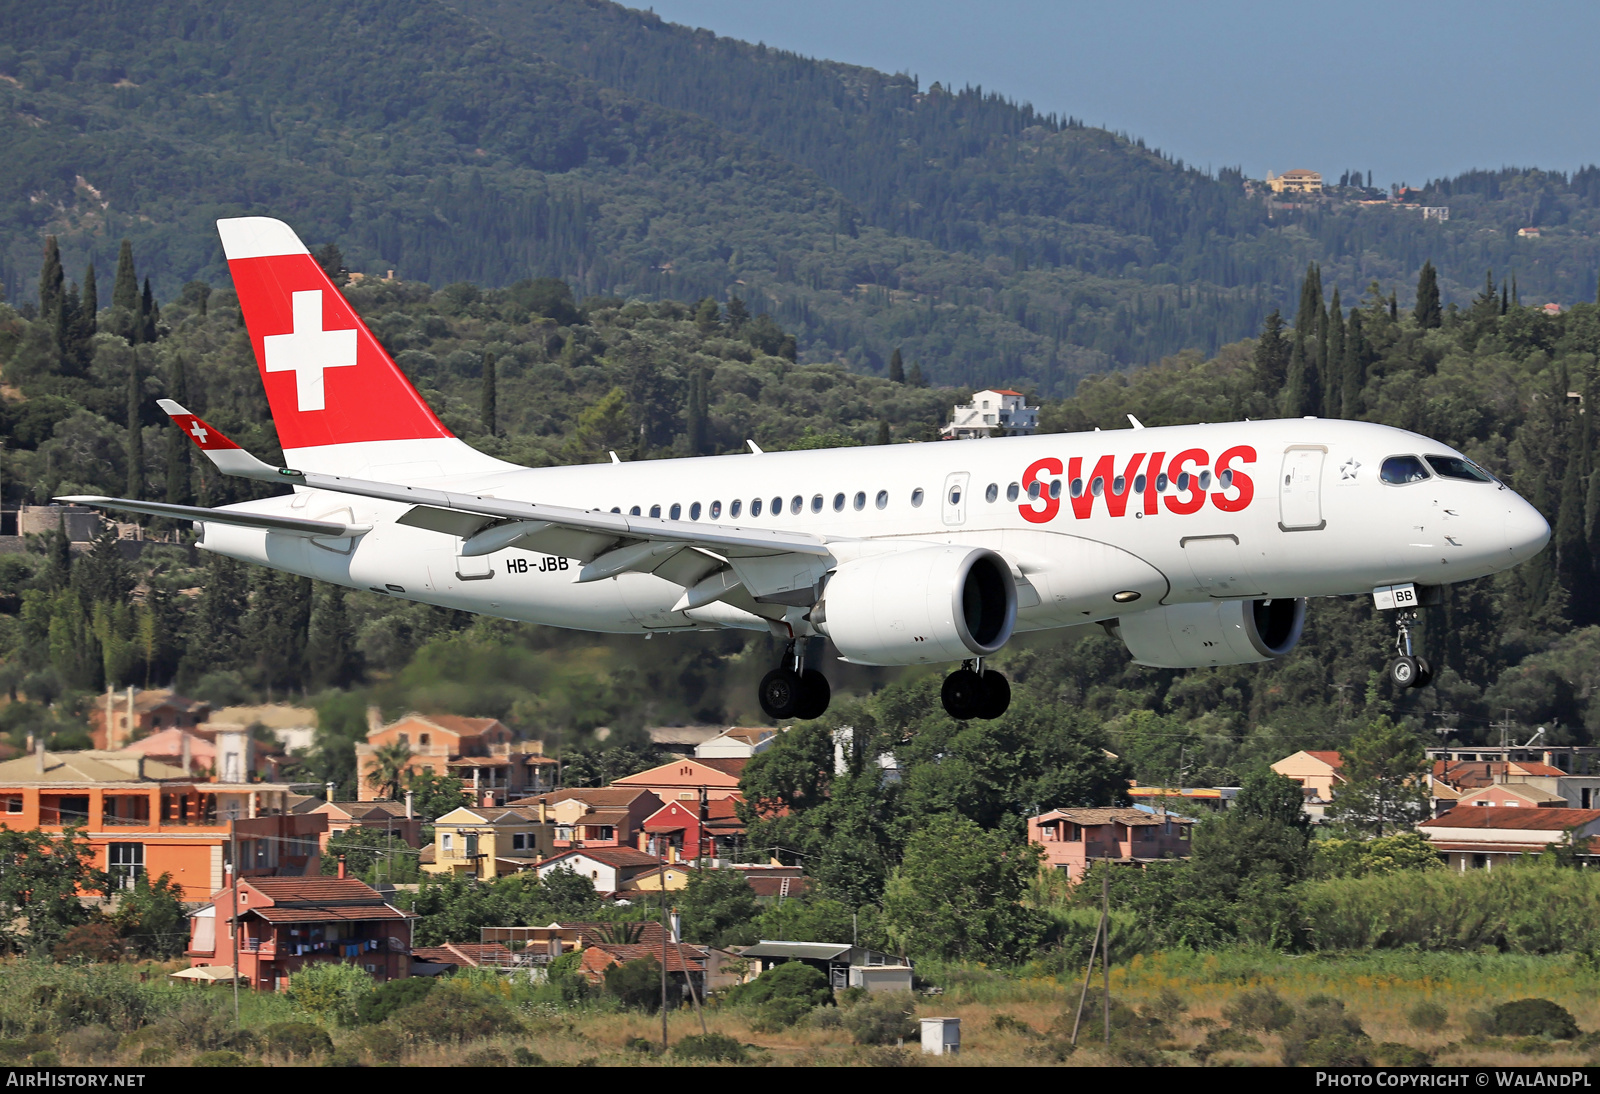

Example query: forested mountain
[1,0,1597,396]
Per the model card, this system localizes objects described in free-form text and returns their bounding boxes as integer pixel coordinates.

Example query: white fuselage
[197,418,1550,649]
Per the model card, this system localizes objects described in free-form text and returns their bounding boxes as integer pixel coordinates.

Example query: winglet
[159,399,300,484]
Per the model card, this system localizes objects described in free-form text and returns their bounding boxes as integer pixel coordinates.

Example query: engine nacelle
[813,546,1017,666]
[1116,598,1306,668]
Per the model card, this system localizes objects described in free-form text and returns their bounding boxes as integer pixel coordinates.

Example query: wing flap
[55,496,369,539]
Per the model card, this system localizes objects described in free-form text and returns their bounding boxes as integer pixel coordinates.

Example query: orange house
[610,757,746,803]
[0,745,326,901]
[1029,807,1193,881]
[89,688,210,750]
[355,712,556,806]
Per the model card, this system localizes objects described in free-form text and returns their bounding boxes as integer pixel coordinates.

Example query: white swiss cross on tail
[263,290,358,412]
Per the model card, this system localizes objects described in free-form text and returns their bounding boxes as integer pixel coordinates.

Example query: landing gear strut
[940,659,1011,720]
[759,641,831,721]
[1389,610,1434,690]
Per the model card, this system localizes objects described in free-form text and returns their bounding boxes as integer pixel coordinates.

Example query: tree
[112,871,187,957]
[366,740,415,800]
[314,243,346,287]
[164,356,192,506]
[287,962,374,1027]
[305,583,361,690]
[480,350,497,436]
[321,829,419,883]
[405,769,468,820]
[111,240,138,313]
[888,346,905,383]
[138,277,157,344]
[37,237,64,349]
[679,867,760,946]
[1414,261,1442,329]
[1281,331,1314,417]
[605,955,664,1011]
[0,827,107,954]
[906,362,925,387]
[875,420,891,446]
[1340,309,1367,419]
[881,812,1044,962]
[1252,309,1290,390]
[693,296,721,335]
[125,348,143,498]
[1327,717,1430,837]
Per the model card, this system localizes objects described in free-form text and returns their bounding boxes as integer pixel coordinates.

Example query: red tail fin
[217,217,454,454]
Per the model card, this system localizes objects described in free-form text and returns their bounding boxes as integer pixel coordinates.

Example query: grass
[5,950,1600,1066]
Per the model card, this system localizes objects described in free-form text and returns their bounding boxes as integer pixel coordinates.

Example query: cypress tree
[1282,332,1314,417]
[126,349,143,499]
[876,420,891,446]
[481,351,497,437]
[139,277,157,344]
[306,584,361,690]
[907,362,925,387]
[111,240,138,312]
[1342,310,1367,419]
[37,236,64,324]
[1414,261,1442,329]
[889,346,905,383]
[165,356,192,506]
[81,261,97,324]
[1389,291,1398,322]
[1326,289,1346,415]
[1500,283,1509,316]
[1557,403,1593,623]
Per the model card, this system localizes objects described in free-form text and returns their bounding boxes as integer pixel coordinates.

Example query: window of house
[464,834,479,858]
[441,834,454,854]
[397,733,408,745]
[108,843,144,888]
[2,796,20,814]
[419,734,430,747]
[512,833,527,850]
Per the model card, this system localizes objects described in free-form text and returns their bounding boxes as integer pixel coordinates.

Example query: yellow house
[422,805,555,881]
[1271,750,1346,805]
[1267,169,1323,195]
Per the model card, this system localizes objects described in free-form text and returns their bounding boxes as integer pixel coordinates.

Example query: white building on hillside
[942,389,1039,440]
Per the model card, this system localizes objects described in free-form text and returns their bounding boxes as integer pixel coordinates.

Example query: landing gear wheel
[1390,656,1419,689]
[941,668,987,720]
[1413,657,1435,689]
[979,670,1011,719]
[759,669,801,720]
[794,669,832,720]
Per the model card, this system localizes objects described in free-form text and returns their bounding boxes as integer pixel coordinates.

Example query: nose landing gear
[940,659,1011,720]
[1389,610,1434,690]
[758,641,831,721]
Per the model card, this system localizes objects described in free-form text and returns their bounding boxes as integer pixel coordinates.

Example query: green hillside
[2,0,1596,395]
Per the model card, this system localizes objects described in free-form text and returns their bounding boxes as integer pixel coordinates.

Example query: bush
[842,992,917,1046]
[353,976,436,1025]
[192,1050,248,1067]
[1406,1001,1448,1033]
[1487,999,1580,1040]
[1281,997,1368,1067]
[286,963,374,1027]
[391,983,516,1043]
[672,1032,747,1063]
[263,1022,332,1060]
[349,1026,407,1064]
[52,922,123,963]
[58,1026,119,1063]
[512,1046,546,1066]
[1222,987,1296,1032]
[1191,1027,1264,1063]
[605,956,664,1012]
[728,961,832,1030]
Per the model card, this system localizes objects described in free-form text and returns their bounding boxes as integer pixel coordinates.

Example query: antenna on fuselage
[1127,415,1145,429]
[747,440,764,455]
[609,451,622,464]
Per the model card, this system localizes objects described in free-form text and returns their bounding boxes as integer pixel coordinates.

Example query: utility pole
[659,853,668,1053]
[1101,870,1110,1049]
[1491,708,1517,750]
[229,818,240,1023]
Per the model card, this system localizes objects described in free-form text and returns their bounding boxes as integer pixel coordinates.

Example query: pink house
[1028,807,1194,881]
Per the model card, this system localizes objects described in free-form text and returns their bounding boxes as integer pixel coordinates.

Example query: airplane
[60,217,1552,723]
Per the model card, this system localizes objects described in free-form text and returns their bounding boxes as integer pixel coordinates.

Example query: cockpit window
[1426,455,1494,483]
[1380,455,1432,485]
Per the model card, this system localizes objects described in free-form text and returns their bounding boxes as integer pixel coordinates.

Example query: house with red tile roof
[411,942,515,973]
[1272,750,1346,820]
[534,847,680,893]
[508,787,664,851]
[355,712,556,806]
[186,873,415,991]
[1431,758,1600,812]
[611,757,746,803]
[308,799,425,852]
[1418,806,1600,870]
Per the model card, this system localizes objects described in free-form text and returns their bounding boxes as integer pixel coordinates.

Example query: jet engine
[1115,598,1306,668]
[812,546,1017,665]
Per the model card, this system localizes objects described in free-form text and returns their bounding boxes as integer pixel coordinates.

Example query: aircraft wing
[154,400,837,606]
[54,495,370,539]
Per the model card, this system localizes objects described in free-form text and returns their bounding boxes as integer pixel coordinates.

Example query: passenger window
[853,491,866,511]
[1426,455,1494,482]
[610,507,621,513]
[1198,470,1212,491]
[811,494,824,513]
[710,500,722,519]
[773,497,783,515]
[629,506,641,516]
[1134,474,1147,493]
[985,483,998,503]
[949,486,962,505]
[833,492,845,512]
[1218,470,1233,489]
[1177,472,1190,491]
[1070,479,1083,498]
[790,496,803,515]
[1112,476,1125,494]
[751,498,762,517]
[669,503,682,520]
[1156,473,1169,492]
[1090,477,1104,497]
[1380,455,1432,485]
[875,490,889,510]
[1027,481,1041,499]
[1006,483,1020,502]
[1049,480,1062,499]
[911,488,925,507]
[730,499,742,518]
[689,502,702,521]
[650,504,662,518]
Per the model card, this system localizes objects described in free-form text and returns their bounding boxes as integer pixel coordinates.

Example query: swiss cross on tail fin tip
[157,399,287,483]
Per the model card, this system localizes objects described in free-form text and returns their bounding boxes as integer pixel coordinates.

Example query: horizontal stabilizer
[56,496,370,539]
[158,399,288,484]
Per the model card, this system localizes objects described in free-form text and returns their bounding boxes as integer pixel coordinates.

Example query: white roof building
[941,389,1039,440]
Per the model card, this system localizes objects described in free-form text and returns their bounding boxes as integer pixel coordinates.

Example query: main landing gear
[759,641,832,721]
[1389,610,1435,690]
[940,659,1011,721]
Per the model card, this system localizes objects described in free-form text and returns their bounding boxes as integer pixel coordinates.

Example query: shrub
[263,1022,333,1060]
[842,992,917,1046]
[192,1050,248,1067]
[286,963,374,1027]
[353,976,436,1025]
[391,984,516,1043]
[349,1026,407,1064]
[1281,997,1368,1067]
[463,1047,509,1066]
[624,1036,658,1055]
[672,1032,747,1063]
[991,1013,1038,1037]
[728,961,832,1030]
[512,1046,545,1066]
[1487,999,1580,1040]
[1406,1001,1449,1033]
[604,957,663,1013]
[52,922,124,963]
[1374,1043,1432,1066]
[58,1026,119,1063]
[1222,987,1296,1032]
[1191,1027,1264,1063]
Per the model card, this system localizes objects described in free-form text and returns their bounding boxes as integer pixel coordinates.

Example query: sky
[644,0,1600,187]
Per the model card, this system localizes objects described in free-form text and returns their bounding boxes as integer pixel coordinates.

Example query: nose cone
[1504,494,1551,566]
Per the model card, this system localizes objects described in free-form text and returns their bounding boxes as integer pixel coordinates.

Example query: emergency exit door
[1279,447,1327,531]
